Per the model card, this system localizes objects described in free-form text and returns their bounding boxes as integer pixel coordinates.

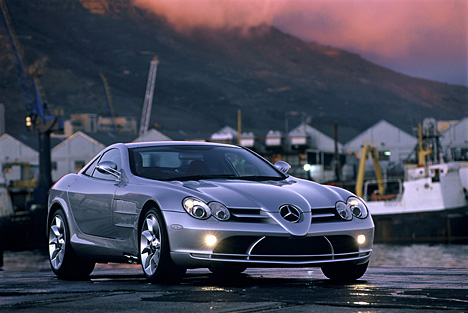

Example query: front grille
[311,207,344,223]
[204,235,368,264]
[228,207,346,224]
[229,208,271,223]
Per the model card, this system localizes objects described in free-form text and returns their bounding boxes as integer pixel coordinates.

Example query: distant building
[51,131,105,181]
[210,126,238,144]
[240,132,255,148]
[98,116,137,134]
[0,134,39,185]
[288,122,342,152]
[286,122,344,182]
[345,120,417,176]
[441,117,468,161]
[133,128,171,142]
[58,113,137,137]
[265,130,282,148]
[66,113,98,134]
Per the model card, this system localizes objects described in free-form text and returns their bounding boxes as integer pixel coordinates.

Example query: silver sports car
[47,141,374,283]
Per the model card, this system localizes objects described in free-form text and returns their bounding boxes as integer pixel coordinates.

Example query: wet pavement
[1,250,467,312]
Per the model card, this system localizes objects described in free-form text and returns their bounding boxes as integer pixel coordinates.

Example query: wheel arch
[47,198,68,236]
[138,199,164,231]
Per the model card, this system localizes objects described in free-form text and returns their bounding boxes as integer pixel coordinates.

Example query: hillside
[1,0,467,142]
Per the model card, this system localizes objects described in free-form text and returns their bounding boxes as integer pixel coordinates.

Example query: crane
[0,0,62,206]
[99,72,118,132]
[355,144,385,198]
[139,57,159,137]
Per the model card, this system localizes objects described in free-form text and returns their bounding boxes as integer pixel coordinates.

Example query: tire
[208,263,247,276]
[321,261,369,282]
[139,208,186,283]
[48,210,95,280]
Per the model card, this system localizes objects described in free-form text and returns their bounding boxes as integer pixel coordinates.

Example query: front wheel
[48,210,95,280]
[139,208,186,283]
[321,261,369,282]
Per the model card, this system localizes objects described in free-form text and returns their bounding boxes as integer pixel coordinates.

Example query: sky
[132,0,468,87]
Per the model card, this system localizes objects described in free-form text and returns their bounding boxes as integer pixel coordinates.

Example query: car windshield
[128,145,286,181]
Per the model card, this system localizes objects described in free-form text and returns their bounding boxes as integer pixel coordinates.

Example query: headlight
[182,197,231,221]
[335,201,353,220]
[348,197,368,219]
[183,197,211,219]
[209,202,231,221]
[335,197,368,220]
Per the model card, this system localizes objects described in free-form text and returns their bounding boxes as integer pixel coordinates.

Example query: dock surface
[1,264,467,312]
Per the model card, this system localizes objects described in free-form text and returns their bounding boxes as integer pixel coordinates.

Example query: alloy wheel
[140,213,162,276]
[48,214,66,270]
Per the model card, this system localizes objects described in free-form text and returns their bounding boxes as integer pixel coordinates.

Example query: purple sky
[133,0,467,86]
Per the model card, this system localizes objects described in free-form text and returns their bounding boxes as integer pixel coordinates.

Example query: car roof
[122,141,242,149]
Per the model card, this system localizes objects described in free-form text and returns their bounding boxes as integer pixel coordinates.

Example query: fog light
[205,235,217,246]
[357,234,366,245]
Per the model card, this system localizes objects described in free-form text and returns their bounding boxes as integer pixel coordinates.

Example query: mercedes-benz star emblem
[279,205,302,223]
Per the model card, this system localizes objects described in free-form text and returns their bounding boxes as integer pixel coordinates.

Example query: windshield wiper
[169,174,240,181]
[236,175,285,181]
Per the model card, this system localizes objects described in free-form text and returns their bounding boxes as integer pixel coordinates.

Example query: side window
[92,149,122,181]
[83,157,99,176]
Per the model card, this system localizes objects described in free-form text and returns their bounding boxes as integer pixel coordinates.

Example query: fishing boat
[357,120,468,243]
[0,164,48,251]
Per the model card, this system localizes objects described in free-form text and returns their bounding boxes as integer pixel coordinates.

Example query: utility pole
[237,109,241,145]
[334,122,341,183]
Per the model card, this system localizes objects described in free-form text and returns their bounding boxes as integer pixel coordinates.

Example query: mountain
[1,0,467,143]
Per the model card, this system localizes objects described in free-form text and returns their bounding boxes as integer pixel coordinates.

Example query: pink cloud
[132,0,287,30]
[132,0,467,85]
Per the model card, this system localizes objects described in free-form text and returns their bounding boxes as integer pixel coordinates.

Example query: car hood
[176,178,340,210]
[169,178,343,236]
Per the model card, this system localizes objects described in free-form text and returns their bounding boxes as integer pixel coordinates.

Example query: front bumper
[163,211,374,268]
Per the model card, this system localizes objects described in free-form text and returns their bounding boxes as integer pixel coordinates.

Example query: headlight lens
[209,202,231,221]
[182,197,231,221]
[348,197,368,219]
[183,197,211,219]
[336,201,353,220]
[335,197,369,220]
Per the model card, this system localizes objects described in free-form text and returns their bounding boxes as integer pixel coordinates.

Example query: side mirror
[274,161,291,174]
[96,161,121,179]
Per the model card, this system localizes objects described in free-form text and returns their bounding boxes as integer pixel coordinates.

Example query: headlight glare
[335,201,352,220]
[357,234,366,244]
[183,197,211,219]
[205,235,217,246]
[348,197,368,219]
[209,202,231,221]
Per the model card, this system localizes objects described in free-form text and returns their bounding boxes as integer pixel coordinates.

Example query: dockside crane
[139,57,159,137]
[99,72,118,132]
[0,0,63,206]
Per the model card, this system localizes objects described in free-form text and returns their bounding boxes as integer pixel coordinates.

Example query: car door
[67,148,121,238]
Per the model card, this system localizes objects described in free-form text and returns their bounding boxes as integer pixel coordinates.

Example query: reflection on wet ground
[371,244,468,268]
[2,244,468,271]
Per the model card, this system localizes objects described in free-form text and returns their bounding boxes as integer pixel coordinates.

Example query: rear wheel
[48,210,95,280]
[139,208,186,283]
[321,261,369,282]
